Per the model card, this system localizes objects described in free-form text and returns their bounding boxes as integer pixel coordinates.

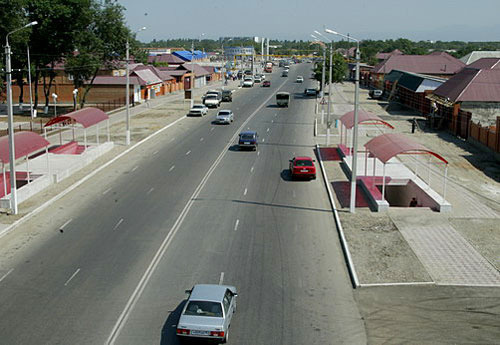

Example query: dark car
[304,88,317,96]
[238,131,258,151]
[262,80,271,87]
[222,90,233,102]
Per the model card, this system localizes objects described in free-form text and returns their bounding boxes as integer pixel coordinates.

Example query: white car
[215,110,234,124]
[177,284,237,344]
[296,76,304,83]
[243,78,254,87]
[189,104,208,116]
[254,75,262,83]
[204,94,221,108]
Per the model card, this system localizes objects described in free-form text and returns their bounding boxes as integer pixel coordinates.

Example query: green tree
[313,52,347,88]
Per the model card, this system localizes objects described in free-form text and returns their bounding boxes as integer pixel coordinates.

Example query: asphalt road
[0,63,367,344]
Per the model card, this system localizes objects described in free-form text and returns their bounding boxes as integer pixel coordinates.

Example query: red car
[262,80,271,87]
[289,156,316,180]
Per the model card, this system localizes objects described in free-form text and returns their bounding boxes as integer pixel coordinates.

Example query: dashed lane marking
[113,218,124,230]
[60,218,73,230]
[234,219,240,231]
[169,165,175,172]
[103,188,111,195]
[131,166,138,172]
[219,272,225,285]
[0,268,14,283]
[64,268,80,286]
[186,150,191,155]
[147,188,154,195]
[244,188,248,196]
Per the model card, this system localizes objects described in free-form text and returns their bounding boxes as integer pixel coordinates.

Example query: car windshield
[218,111,230,116]
[295,160,313,167]
[276,94,290,100]
[184,301,223,317]
[240,134,254,140]
[193,105,203,109]
[206,95,217,99]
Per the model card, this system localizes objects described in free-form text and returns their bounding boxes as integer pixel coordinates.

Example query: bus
[276,92,290,107]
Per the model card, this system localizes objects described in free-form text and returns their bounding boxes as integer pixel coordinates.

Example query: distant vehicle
[254,75,262,83]
[238,131,258,150]
[244,70,253,76]
[222,89,233,102]
[262,80,271,87]
[289,156,316,180]
[281,70,288,77]
[259,73,266,80]
[189,104,208,116]
[243,77,254,87]
[296,76,304,83]
[276,92,290,107]
[304,88,317,96]
[216,109,234,124]
[264,62,273,73]
[204,94,221,108]
[284,64,290,69]
[369,89,383,99]
[177,284,237,344]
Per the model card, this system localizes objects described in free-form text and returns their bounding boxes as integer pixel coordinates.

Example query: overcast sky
[116,0,500,42]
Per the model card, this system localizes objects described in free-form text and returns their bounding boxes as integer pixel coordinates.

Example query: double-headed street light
[125,26,146,146]
[310,34,326,102]
[325,28,360,213]
[4,20,37,215]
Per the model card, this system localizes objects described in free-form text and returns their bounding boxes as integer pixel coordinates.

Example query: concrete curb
[0,115,187,239]
[315,144,360,288]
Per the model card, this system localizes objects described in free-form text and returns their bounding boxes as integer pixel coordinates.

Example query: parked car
[296,76,304,83]
[189,104,208,116]
[177,284,237,344]
[238,131,258,150]
[216,110,234,124]
[369,89,383,99]
[222,89,233,102]
[289,156,316,180]
[304,88,317,96]
[262,80,271,87]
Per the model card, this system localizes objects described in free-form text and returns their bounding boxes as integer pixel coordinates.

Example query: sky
[116,0,500,43]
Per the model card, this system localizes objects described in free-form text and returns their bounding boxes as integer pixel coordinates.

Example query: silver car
[216,110,234,124]
[189,104,208,116]
[177,284,237,343]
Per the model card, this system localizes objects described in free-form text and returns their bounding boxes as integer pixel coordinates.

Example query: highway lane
[113,64,367,344]
[0,67,292,344]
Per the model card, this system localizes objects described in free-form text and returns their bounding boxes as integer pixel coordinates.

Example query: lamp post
[72,89,78,111]
[52,93,58,117]
[5,21,37,215]
[125,26,146,146]
[27,45,35,119]
[311,34,325,103]
[314,30,333,146]
[326,28,360,213]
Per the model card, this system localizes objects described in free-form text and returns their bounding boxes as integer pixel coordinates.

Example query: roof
[190,284,234,302]
[460,51,500,65]
[0,132,50,163]
[388,70,446,92]
[90,76,141,86]
[134,64,174,81]
[372,52,465,75]
[183,63,210,77]
[340,109,394,130]
[364,133,448,164]
[44,107,109,129]
[132,69,162,85]
[376,49,403,60]
[173,50,207,62]
[147,53,185,64]
[466,58,500,70]
[433,66,500,102]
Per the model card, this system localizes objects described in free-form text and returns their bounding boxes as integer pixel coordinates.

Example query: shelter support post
[45,147,50,176]
[427,155,431,188]
[44,127,47,139]
[96,124,99,145]
[59,126,62,145]
[373,156,376,177]
[26,155,30,184]
[72,123,75,141]
[107,119,110,142]
[364,150,368,176]
[443,164,448,201]
[382,163,386,201]
[2,163,6,197]
[84,129,87,151]
[340,123,343,146]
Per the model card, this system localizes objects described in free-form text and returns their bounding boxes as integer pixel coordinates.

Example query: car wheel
[223,329,229,344]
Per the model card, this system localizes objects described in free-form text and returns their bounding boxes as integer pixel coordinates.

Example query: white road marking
[234,219,240,231]
[186,150,191,155]
[257,151,260,156]
[113,218,124,230]
[210,128,214,131]
[219,272,225,285]
[147,187,154,195]
[64,268,80,286]
[271,120,274,123]
[0,268,14,283]
[152,150,159,155]
[200,137,204,142]
[169,165,175,172]
[244,188,248,195]
[131,166,138,172]
[60,218,73,230]
[170,137,176,142]
[267,128,270,132]
[250,166,254,173]
[105,77,290,345]
[262,138,265,142]
[103,188,111,195]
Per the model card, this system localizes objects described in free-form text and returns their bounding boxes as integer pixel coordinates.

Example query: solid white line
[152,150,159,155]
[169,165,175,172]
[359,282,435,287]
[64,268,81,286]
[131,166,138,172]
[103,188,111,195]
[200,137,204,142]
[105,79,289,345]
[147,188,154,195]
[186,150,191,155]
[234,219,240,231]
[113,218,124,230]
[219,272,225,285]
[60,218,73,230]
[243,188,247,196]
[0,268,14,283]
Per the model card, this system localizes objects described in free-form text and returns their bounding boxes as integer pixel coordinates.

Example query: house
[376,49,403,62]
[460,51,500,65]
[370,52,465,89]
[147,53,185,66]
[202,66,222,83]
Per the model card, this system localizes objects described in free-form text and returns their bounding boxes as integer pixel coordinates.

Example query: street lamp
[52,93,58,117]
[326,28,360,214]
[27,45,35,119]
[72,89,78,111]
[311,34,326,103]
[4,20,37,215]
[125,26,146,146]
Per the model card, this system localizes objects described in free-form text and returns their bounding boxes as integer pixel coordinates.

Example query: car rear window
[240,134,255,140]
[184,301,223,317]
[295,160,313,167]
[218,111,230,115]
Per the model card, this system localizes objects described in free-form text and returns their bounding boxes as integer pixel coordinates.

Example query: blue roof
[173,50,207,61]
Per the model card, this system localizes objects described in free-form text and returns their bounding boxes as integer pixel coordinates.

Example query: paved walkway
[392,216,500,286]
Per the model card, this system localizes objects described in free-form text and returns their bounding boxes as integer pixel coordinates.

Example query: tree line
[0,0,145,111]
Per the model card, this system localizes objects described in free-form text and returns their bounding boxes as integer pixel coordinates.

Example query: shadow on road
[160,300,186,345]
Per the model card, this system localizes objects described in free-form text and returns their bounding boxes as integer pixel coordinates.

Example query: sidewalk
[315,82,500,286]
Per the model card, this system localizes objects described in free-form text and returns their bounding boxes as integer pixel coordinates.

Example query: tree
[313,52,347,88]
